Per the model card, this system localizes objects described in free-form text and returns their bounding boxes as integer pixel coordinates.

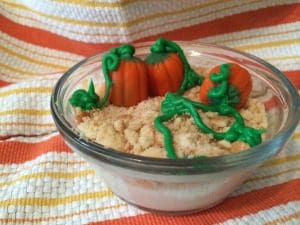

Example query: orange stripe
[285,71,300,89]
[0,135,71,164]
[138,4,300,43]
[0,15,116,57]
[1,4,299,56]
[0,0,291,39]
[263,96,279,111]
[2,0,229,28]
[89,179,300,225]
[0,80,10,87]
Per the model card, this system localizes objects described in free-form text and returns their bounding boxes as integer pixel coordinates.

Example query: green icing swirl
[68,38,263,160]
[154,62,264,159]
[155,93,264,159]
[69,44,135,110]
[147,38,204,94]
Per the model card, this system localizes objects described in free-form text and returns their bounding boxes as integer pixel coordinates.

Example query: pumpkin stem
[207,64,242,107]
[96,44,136,109]
[114,44,135,59]
[150,38,204,94]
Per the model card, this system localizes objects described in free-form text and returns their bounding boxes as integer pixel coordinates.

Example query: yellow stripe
[265,55,300,61]
[0,62,51,76]
[0,5,121,38]
[293,133,300,139]
[262,154,300,168]
[0,170,95,188]
[0,87,53,98]
[0,45,68,70]
[0,203,126,223]
[0,71,31,83]
[0,71,60,82]
[245,167,300,184]
[0,109,50,116]
[237,38,300,51]
[0,190,113,207]
[2,0,230,28]
[1,0,261,39]
[218,28,300,44]
[0,122,55,127]
[0,36,80,63]
[53,0,138,8]
[264,211,300,225]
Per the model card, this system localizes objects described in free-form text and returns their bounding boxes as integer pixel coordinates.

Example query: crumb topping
[76,86,268,158]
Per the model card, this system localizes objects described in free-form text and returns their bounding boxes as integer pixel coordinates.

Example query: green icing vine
[155,93,264,159]
[154,62,264,159]
[69,44,136,110]
[147,38,204,94]
[68,38,263,160]
[207,64,241,107]
[69,80,99,111]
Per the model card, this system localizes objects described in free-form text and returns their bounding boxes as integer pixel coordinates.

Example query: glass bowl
[51,41,300,214]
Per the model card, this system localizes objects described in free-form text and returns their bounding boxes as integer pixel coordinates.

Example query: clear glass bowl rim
[51,41,300,174]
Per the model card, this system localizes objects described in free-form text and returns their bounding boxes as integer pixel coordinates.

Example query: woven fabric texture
[0,1,300,224]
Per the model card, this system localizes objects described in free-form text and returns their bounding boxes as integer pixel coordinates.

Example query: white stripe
[0,42,78,69]
[0,203,143,225]
[0,78,58,136]
[0,161,90,181]
[241,44,300,59]
[0,152,80,170]
[0,124,56,137]
[268,62,300,71]
[13,0,204,23]
[220,201,300,225]
[0,78,57,92]
[0,176,108,200]
[0,32,82,62]
[0,72,33,82]
[2,0,297,42]
[233,170,300,196]
[127,0,299,42]
[0,93,52,110]
[0,67,47,80]
[2,132,59,143]
[282,218,300,225]
[2,155,298,199]
[0,71,62,83]
[0,51,64,73]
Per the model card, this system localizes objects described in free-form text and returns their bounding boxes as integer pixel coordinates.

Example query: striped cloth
[0,0,300,224]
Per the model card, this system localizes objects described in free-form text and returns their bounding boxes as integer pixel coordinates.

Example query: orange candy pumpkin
[146,53,184,97]
[107,59,149,107]
[199,63,252,108]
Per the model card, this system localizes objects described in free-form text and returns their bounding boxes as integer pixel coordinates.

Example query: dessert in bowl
[51,38,300,214]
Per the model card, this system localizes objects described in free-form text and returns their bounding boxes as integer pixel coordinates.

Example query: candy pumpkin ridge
[100,44,137,109]
[200,63,252,108]
[69,44,139,111]
[147,38,204,94]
